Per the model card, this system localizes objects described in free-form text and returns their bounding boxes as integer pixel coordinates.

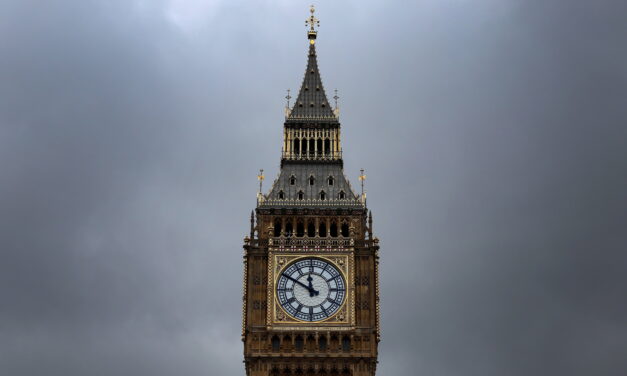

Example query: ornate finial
[284,89,292,118]
[306,5,319,43]
[359,169,367,205]
[257,169,265,193]
[333,89,340,117]
[306,5,319,31]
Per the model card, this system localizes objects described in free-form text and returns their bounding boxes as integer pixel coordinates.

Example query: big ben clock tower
[242,6,380,376]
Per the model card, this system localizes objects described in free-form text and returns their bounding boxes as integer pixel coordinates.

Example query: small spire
[359,169,367,205]
[257,169,265,193]
[284,89,292,118]
[250,210,255,239]
[333,89,340,118]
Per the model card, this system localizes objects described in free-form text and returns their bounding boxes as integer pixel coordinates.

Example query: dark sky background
[1,0,626,375]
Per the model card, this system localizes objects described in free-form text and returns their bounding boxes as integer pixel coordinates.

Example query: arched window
[309,176,315,185]
[338,190,346,199]
[290,176,296,185]
[297,191,304,200]
[320,191,326,200]
[309,139,315,155]
[296,221,305,237]
[272,335,280,351]
[278,190,285,199]
[319,222,327,237]
[273,218,282,237]
[285,222,293,237]
[295,335,304,352]
[319,336,327,351]
[324,139,331,155]
[293,138,300,154]
[330,222,338,237]
[328,176,334,185]
[302,139,308,154]
[342,336,350,352]
[317,138,323,154]
[307,222,316,237]
[341,222,349,237]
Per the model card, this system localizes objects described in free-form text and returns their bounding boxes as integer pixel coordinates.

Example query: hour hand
[307,275,320,297]
[283,274,313,291]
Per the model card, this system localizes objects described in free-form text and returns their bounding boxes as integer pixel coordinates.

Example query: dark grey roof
[287,42,337,121]
[260,163,362,208]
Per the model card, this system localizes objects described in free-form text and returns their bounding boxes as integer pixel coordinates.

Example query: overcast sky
[1,0,626,375]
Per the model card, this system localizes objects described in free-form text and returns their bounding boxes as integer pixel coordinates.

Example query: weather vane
[305,5,319,31]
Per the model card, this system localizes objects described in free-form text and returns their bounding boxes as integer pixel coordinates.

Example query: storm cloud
[1,1,626,375]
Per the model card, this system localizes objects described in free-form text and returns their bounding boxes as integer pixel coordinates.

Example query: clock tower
[242,7,380,376]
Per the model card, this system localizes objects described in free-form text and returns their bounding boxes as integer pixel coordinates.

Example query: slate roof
[287,41,337,120]
[260,163,361,208]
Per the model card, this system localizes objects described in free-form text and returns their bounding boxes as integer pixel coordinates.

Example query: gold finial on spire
[359,169,367,204]
[284,89,292,118]
[257,169,265,193]
[306,5,319,31]
[305,5,319,43]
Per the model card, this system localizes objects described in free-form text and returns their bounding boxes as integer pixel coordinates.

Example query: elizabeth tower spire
[242,7,381,376]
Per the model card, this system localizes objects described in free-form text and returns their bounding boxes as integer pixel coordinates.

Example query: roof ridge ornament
[306,5,319,42]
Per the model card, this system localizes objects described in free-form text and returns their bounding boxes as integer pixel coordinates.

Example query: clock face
[276,258,346,322]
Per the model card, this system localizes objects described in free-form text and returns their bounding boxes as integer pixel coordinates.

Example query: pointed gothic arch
[293,138,300,155]
[274,218,282,237]
[319,221,327,237]
[296,219,305,237]
[330,221,338,237]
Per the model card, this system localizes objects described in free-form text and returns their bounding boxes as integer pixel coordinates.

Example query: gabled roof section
[288,41,337,121]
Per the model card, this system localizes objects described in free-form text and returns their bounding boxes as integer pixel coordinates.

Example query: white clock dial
[276,258,346,322]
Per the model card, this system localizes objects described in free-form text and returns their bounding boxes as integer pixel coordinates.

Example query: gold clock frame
[267,252,355,331]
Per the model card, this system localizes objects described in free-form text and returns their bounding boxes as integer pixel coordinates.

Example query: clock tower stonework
[242,7,380,376]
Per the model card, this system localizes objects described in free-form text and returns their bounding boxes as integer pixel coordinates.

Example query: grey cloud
[1,0,626,375]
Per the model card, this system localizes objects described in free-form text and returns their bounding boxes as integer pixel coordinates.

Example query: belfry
[242,6,380,376]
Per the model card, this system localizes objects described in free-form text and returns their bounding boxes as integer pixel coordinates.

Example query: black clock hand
[283,274,314,292]
[307,275,320,297]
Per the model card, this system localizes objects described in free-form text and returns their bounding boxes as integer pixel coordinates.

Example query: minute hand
[283,274,314,291]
